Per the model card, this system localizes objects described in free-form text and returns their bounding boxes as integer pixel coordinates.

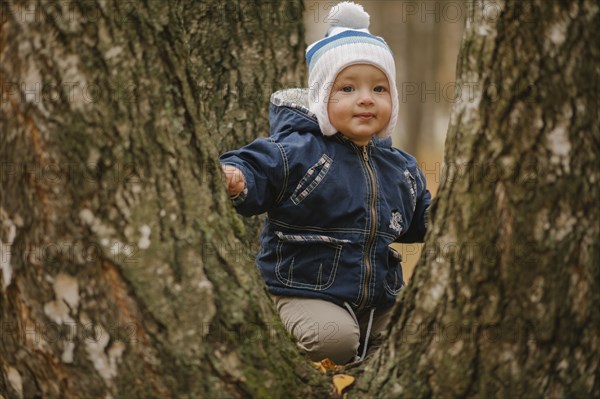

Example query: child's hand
[221,165,246,197]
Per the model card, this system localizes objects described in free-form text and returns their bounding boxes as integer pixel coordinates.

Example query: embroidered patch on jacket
[404,170,417,209]
[389,211,404,235]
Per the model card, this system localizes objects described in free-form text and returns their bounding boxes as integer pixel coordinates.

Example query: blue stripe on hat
[306,30,389,66]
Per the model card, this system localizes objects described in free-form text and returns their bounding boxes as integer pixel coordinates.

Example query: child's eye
[374,85,387,93]
[341,86,353,93]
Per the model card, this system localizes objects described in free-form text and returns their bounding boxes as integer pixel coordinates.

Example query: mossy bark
[0,1,330,398]
[357,1,599,398]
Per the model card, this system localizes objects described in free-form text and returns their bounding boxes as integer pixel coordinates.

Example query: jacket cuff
[230,186,248,207]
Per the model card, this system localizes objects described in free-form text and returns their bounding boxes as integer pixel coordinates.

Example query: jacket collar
[334,132,392,148]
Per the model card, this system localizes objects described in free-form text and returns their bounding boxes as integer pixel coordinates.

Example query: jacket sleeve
[397,167,431,243]
[219,137,288,216]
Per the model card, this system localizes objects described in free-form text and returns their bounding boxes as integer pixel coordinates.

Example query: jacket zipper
[359,144,377,310]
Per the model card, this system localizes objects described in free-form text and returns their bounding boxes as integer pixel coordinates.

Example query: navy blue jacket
[220,89,431,310]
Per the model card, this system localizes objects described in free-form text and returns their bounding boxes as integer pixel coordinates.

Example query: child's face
[327,64,392,146]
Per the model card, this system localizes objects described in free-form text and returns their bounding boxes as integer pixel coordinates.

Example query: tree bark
[0,1,331,398]
[358,0,599,397]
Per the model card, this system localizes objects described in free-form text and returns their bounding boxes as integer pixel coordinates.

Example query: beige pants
[272,295,393,365]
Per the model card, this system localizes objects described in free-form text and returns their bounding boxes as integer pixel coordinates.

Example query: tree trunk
[0,1,331,398]
[358,0,599,397]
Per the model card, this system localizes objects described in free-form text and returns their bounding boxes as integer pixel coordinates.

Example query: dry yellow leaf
[320,358,339,371]
[333,374,355,395]
[312,361,326,373]
[312,358,341,373]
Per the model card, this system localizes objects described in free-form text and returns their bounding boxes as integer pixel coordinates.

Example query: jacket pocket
[384,247,405,296]
[291,154,333,205]
[274,231,348,291]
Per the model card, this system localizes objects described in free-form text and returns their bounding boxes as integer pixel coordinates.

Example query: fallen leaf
[320,358,338,371]
[312,361,326,373]
[333,374,355,395]
[312,358,341,373]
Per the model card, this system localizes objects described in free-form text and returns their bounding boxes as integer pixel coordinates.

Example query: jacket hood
[269,88,392,147]
[269,89,320,136]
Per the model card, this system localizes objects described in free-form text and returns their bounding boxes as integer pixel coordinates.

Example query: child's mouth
[355,113,375,120]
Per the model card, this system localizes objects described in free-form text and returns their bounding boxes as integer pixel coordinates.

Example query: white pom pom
[328,2,370,30]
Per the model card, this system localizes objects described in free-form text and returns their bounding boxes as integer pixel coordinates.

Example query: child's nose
[357,90,374,105]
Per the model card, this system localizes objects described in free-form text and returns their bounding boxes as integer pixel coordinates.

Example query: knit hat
[306,1,398,138]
